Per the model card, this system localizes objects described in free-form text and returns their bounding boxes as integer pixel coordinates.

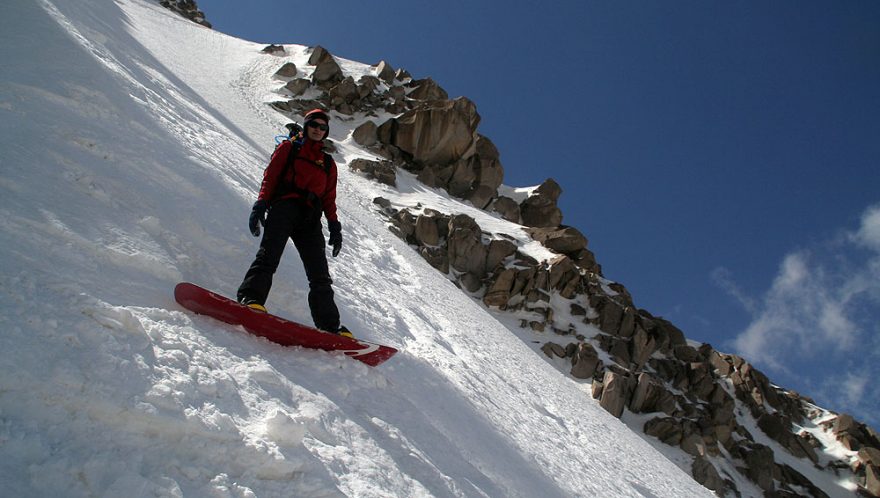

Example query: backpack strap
[276,140,332,207]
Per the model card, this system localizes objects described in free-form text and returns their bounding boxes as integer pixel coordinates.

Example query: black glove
[328,220,342,257]
[249,200,268,237]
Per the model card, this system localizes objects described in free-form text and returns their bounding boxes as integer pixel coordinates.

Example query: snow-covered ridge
[1,1,712,496]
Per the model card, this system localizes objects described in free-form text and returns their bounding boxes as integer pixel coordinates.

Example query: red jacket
[258,139,338,222]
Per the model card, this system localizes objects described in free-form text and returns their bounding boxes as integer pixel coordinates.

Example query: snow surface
[0,1,715,496]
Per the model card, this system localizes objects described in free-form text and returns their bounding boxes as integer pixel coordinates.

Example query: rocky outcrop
[264,50,880,498]
[520,179,563,227]
[158,0,211,27]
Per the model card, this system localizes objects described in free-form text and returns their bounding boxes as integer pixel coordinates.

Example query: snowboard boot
[239,297,267,313]
[337,325,354,339]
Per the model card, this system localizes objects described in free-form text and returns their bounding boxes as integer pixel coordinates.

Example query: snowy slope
[0,1,713,496]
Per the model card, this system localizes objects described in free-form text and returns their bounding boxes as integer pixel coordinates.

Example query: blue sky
[196,0,879,426]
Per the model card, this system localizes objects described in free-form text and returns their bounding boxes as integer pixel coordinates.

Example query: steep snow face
[0,0,712,496]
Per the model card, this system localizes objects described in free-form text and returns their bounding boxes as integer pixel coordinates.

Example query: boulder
[653,317,687,347]
[329,76,359,105]
[490,196,520,223]
[414,214,440,246]
[590,295,624,336]
[307,45,334,65]
[737,442,776,491]
[273,62,298,79]
[353,121,378,147]
[483,268,516,307]
[261,44,285,54]
[447,214,487,275]
[599,370,633,418]
[419,246,448,273]
[617,308,636,339]
[408,77,449,101]
[309,46,344,87]
[644,417,683,446]
[459,272,483,293]
[377,97,480,166]
[357,75,381,98]
[860,447,880,467]
[447,157,478,198]
[629,373,676,415]
[348,159,396,186]
[541,342,567,359]
[390,212,415,244]
[375,60,396,83]
[395,68,413,82]
[692,456,724,492]
[466,185,496,209]
[591,378,605,399]
[866,464,880,497]
[283,78,311,97]
[485,239,517,272]
[159,0,212,27]
[570,343,601,380]
[834,413,857,435]
[520,193,562,228]
[681,433,706,457]
[525,226,588,254]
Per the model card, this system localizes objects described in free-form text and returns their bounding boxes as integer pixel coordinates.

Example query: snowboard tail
[174,282,397,366]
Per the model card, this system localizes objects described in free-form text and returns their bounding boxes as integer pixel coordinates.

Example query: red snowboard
[174,282,397,366]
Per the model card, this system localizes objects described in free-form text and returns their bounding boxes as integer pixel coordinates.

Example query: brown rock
[485,239,517,272]
[866,464,880,497]
[644,417,683,446]
[673,345,701,362]
[447,214,487,275]
[414,215,440,246]
[329,76,358,104]
[570,343,601,380]
[483,268,516,307]
[520,193,562,228]
[860,447,880,466]
[349,158,396,186]
[408,77,449,101]
[459,272,483,293]
[692,456,724,492]
[599,370,633,418]
[630,326,657,369]
[353,121,378,147]
[541,342,566,359]
[489,196,520,223]
[274,62,298,79]
[283,78,311,96]
[629,372,675,415]
[419,246,448,273]
[378,97,480,166]
[375,60,395,83]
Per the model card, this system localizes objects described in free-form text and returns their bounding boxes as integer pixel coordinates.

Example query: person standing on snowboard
[237,109,351,338]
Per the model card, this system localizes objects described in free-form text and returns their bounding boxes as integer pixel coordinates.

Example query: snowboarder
[237,109,352,338]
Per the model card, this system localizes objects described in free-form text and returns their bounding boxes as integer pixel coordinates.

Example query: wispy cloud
[714,203,880,424]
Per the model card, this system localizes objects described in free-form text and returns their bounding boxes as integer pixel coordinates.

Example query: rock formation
[157,0,211,28]
[260,44,879,498]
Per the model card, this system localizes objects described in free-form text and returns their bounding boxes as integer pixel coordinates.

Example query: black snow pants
[237,198,340,332]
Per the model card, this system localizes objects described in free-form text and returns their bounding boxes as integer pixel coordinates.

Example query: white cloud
[710,267,757,314]
[816,370,879,428]
[728,251,861,365]
[854,204,880,252]
[718,204,880,413]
